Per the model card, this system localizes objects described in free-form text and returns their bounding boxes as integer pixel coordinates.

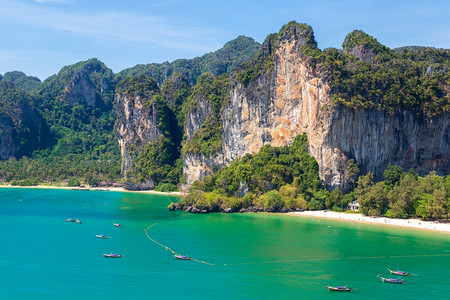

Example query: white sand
[289,210,450,234]
[0,184,182,196]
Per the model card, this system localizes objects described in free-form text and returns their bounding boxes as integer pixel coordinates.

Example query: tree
[67,177,81,187]
[355,173,388,216]
[383,164,404,188]
[263,190,284,212]
[386,173,418,218]
[326,187,343,210]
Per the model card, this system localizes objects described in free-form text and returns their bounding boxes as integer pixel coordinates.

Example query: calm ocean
[0,188,449,299]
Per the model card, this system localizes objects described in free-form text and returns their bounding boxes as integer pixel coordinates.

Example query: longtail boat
[326,285,352,291]
[64,218,76,222]
[377,275,405,284]
[388,268,409,276]
[96,234,109,239]
[113,223,122,227]
[103,253,122,258]
[174,254,191,260]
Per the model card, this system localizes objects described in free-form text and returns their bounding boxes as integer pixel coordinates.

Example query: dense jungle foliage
[355,166,449,221]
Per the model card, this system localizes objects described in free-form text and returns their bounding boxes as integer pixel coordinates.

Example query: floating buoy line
[145,223,450,267]
[144,223,214,266]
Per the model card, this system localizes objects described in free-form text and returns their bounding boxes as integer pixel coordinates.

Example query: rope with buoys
[144,223,214,266]
[145,223,449,268]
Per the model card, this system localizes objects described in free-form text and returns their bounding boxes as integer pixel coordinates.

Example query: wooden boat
[103,253,122,258]
[113,223,122,227]
[327,286,351,291]
[96,234,109,239]
[377,275,405,284]
[64,218,76,222]
[174,254,191,260]
[388,268,409,276]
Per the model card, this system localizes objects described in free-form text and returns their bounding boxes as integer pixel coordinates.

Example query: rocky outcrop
[114,92,163,178]
[183,23,449,190]
[64,72,97,107]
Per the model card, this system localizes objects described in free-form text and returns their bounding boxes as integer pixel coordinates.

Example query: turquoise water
[1,188,449,299]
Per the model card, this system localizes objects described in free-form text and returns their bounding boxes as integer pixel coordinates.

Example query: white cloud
[0,0,222,53]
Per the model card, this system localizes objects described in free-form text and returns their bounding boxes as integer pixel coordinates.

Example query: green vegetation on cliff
[182,73,230,157]
[180,134,352,212]
[324,32,449,117]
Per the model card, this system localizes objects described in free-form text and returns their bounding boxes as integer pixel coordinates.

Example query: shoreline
[289,210,450,234]
[0,184,182,197]
[1,184,448,234]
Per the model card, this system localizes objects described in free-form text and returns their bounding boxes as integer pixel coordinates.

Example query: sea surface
[1,188,449,299]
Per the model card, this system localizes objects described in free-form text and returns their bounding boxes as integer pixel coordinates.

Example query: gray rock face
[114,93,162,177]
[65,73,97,107]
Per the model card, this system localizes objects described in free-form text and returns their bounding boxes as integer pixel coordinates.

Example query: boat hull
[327,286,351,291]
[103,254,122,258]
[388,269,409,276]
[174,255,191,260]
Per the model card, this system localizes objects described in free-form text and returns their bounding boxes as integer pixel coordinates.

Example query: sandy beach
[290,210,450,234]
[0,184,182,196]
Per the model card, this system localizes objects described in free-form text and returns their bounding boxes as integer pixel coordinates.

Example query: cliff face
[183,24,449,189]
[0,116,19,160]
[114,92,162,185]
[183,96,224,185]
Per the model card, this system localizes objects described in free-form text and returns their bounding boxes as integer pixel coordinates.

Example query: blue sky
[1,0,449,80]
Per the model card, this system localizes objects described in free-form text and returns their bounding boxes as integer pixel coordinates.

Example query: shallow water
[1,188,449,299]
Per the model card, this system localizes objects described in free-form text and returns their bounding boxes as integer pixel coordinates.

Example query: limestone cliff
[183,23,449,190]
[114,87,163,189]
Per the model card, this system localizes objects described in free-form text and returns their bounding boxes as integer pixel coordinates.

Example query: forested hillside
[0,36,261,186]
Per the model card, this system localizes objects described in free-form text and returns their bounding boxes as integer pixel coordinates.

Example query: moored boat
[76,219,82,224]
[96,234,109,239]
[113,223,122,227]
[388,268,409,276]
[174,254,191,260]
[377,275,405,284]
[64,218,76,222]
[327,286,351,291]
[103,253,122,258]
